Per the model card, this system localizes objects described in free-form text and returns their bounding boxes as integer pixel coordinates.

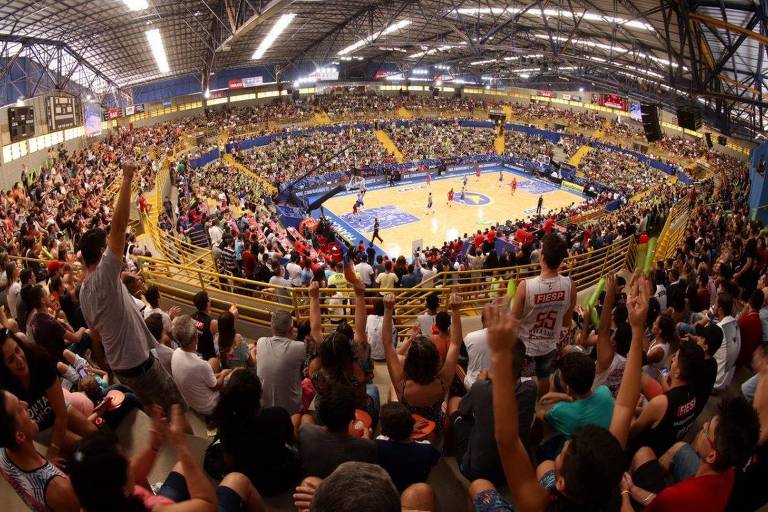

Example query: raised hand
[484,302,520,353]
[148,404,168,451]
[343,260,365,295]
[167,404,190,448]
[308,280,320,300]
[627,275,649,329]
[383,292,396,310]
[448,292,463,310]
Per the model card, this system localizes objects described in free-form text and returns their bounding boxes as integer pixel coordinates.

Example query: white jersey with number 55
[519,275,573,356]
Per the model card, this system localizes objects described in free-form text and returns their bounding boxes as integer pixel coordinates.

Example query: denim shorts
[473,489,514,512]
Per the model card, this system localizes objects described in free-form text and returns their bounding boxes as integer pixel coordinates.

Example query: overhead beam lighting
[451,7,653,31]
[123,0,148,11]
[145,29,170,74]
[252,13,297,60]
[337,19,410,56]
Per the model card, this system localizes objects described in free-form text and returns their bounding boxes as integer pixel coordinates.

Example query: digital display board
[8,106,35,142]
[84,102,102,137]
[46,95,80,131]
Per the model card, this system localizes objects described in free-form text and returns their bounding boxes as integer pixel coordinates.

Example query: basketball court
[320,166,586,259]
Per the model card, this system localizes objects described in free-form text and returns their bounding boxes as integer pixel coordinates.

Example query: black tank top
[636,384,698,456]
[192,311,215,360]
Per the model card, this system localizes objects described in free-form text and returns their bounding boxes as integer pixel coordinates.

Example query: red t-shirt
[544,217,554,234]
[646,469,734,512]
[486,229,496,244]
[474,234,485,248]
[737,312,762,367]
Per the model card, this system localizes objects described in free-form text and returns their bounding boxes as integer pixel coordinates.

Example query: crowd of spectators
[386,122,494,161]
[578,147,670,197]
[0,94,764,512]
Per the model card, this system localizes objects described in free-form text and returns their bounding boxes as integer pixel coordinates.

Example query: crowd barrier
[136,234,637,340]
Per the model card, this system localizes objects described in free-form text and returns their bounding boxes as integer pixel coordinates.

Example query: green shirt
[545,385,615,438]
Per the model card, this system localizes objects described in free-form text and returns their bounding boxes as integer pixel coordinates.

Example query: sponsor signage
[539,90,556,98]
[229,76,264,89]
[125,105,135,116]
[104,108,122,120]
[561,180,585,193]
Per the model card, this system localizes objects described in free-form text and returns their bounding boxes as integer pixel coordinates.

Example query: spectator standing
[78,161,184,410]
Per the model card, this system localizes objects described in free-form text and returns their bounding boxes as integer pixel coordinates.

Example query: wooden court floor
[322,169,585,259]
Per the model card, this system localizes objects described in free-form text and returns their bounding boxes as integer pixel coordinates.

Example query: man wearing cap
[47,260,65,279]
[78,161,184,411]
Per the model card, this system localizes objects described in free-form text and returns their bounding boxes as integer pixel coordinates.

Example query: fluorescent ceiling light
[504,54,543,61]
[337,19,410,56]
[412,68,428,75]
[123,0,148,11]
[252,13,296,60]
[452,7,653,31]
[145,29,170,73]
[470,59,497,66]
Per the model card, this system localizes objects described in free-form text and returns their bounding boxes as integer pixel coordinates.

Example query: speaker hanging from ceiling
[640,104,663,143]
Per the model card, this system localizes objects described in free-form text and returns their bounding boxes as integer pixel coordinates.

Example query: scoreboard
[46,95,80,131]
[8,107,35,142]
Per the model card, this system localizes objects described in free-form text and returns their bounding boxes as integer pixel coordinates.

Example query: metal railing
[137,235,636,340]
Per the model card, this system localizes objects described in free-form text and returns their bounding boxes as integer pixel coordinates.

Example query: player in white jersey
[511,233,576,393]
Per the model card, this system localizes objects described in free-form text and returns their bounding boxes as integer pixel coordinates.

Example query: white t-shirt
[714,316,741,390]
[286,262,303,286]
[355,262,375,286]
[366,314,397,360]
[6,281,20,320]
[417,313,436,337]
[463,327,491,389]
[171,348,218,416]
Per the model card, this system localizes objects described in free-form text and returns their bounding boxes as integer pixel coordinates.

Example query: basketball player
[510,176,518,196]
[511,233,575,394]
[475,164,481,181]
[497,170,504,188]
[536,195,544,215]
[426,173,432,187]
[447,188,454,207]
[425,191,434,215]
[352,201,359,215]
[460,186,467,205]
[371,217,383,243]
[356,191,365,209]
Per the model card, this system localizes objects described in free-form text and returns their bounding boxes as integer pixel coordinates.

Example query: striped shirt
[0,448,65,511]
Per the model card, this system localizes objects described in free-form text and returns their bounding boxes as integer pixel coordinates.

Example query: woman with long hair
[207,369,299,496]
[0,331,95,460]
[382,292,463,433]
[307,267,378,426]
[21,284,88,362]
[68,405,264,512]
[209,309,255,372]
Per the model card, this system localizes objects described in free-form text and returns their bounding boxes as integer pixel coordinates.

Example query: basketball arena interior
[0,1,767,511]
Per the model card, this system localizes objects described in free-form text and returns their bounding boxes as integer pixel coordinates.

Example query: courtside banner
[562,180,585,193]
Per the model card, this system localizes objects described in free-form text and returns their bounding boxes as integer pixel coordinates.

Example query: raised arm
[131,406,167,489]
[108,161,137,258]
[486,302,549,512]
[345,262,367,347]
[596,273,617,374]
[439,293,464,385]
[382,293,404,386]
[163,405,217,512]
[308,281,323,343]
[610,275,649,448]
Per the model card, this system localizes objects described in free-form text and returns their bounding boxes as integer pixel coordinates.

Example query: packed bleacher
[0,94,765,512]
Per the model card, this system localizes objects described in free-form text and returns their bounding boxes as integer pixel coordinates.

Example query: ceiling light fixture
[123,0,148,11]
[252,13,296,60]
[145,28,170,73]
[337,19,410,56]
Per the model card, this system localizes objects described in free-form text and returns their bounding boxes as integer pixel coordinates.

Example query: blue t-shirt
[545,385,615,437]
[375,437,440,492]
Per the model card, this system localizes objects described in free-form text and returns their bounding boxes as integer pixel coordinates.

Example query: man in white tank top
[512,233,576,388]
